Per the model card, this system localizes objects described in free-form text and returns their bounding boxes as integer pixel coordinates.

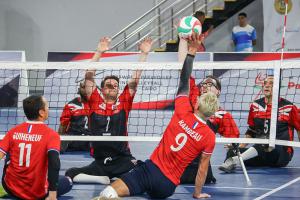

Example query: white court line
[184,185,272,191]
[59,161,300,170]
[211,164,300,169]
[254,176,300,200]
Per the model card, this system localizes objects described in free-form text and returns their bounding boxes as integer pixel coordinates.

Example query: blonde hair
[198,92,219,118]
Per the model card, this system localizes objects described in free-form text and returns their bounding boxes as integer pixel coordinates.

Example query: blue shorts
[120,159,176,199]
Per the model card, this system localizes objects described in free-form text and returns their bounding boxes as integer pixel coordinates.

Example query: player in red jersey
[58,81,90,152]
[219,76,300,173]
[94,33,219,200]
[181,75,240,184]
[178,36,239,184]
[65,37,152,184]
[0,95,72,200]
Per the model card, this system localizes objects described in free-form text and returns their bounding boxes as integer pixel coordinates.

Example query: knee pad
[100,186,118,198]
[57,176,73,196]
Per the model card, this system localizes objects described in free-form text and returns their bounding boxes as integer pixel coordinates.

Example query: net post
[269,60,281,148]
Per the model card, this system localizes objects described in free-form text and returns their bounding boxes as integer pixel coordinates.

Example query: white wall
[0,0,156,61]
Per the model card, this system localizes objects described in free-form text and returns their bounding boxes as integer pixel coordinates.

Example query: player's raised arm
[128,37,153,96]
[91,37,111,62]
[84,37,111,98]
[177,33,201,96]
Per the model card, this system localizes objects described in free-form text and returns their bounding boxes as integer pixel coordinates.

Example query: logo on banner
[254,72,267,99]
[274,0,293,15]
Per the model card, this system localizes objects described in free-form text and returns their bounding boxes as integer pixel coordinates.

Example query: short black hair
[238,12,247,18]
[23,95,46,120]
[193,11,205,18]
[206,75,221,91]
[100,75,120,88]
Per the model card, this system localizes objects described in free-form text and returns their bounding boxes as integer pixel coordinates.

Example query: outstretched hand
[187,32,202,53]
[139,37,153,54]
[96,37,111,53]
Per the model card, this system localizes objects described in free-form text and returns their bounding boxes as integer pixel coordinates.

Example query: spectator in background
[232,12,256,52]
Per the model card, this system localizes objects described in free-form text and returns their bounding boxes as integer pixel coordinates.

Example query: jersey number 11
[18,143,32,167]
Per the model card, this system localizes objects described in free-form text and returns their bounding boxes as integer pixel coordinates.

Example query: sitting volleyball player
[58,80,90,152]
[219,75,300,173]
[180,75,240,184]
[94,33,219,200]
[65,37,152,184]
[0,95,72,200]
[178,37,240,184]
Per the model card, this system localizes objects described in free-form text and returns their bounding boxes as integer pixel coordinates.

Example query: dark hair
[23,95,46,120]
[206,75,221,91]
[193,11,205,18]
[238,12,247,18]
[100,75,120,88]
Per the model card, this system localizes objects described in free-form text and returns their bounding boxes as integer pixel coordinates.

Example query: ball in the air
[177,16,202,39]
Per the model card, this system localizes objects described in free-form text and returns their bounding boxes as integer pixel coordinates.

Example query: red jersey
[189,77,239,138]
[208,109,240,138]
[88,85,135,159]
[0,121,60,200]
[189,76,201,108]
[150,95,215,185]
[60,97,90,135]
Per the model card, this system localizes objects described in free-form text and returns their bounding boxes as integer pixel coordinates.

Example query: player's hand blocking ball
[187,32,202,53]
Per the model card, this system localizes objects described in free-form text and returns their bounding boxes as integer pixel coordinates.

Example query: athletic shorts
[120,159,176,199]
[65,155,136,179]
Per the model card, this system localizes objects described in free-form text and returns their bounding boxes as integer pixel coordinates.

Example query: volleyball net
[0,61,299,148]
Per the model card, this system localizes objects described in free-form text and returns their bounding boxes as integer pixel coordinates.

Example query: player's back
[150,96,216,185]
[1,121,60,199]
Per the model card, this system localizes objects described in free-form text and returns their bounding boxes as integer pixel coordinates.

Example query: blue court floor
[1,142,300,200]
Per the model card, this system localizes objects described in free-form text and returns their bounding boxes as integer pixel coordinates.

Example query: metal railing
[111,0,224,51]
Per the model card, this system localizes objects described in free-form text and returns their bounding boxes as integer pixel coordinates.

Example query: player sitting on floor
[58,80,91,152]
[65,37,152,185]
[180,75,240,184]
[178,37,240,184]
[94,33,219,200]
[219,75,300,173]
[0,95,72,200]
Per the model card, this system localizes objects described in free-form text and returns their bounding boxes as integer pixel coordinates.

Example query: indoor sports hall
[1,0,300,199]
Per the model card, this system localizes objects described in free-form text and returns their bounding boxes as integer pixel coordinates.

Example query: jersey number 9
[170,133,188,152]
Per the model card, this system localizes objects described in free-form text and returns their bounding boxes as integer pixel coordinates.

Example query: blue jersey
[232,24,256,52]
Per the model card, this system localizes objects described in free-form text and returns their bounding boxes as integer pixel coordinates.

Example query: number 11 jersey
[150,95,215,185]
[0,121,60,200]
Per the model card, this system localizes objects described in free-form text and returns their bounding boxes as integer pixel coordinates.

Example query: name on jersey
[13,132,43,142]
[178,120,203,141]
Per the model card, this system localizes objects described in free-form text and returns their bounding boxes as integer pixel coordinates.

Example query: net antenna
[269,0,289,148]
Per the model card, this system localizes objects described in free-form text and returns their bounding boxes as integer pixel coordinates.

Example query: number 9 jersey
[150,95,216,185]
[0,121,60,200]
